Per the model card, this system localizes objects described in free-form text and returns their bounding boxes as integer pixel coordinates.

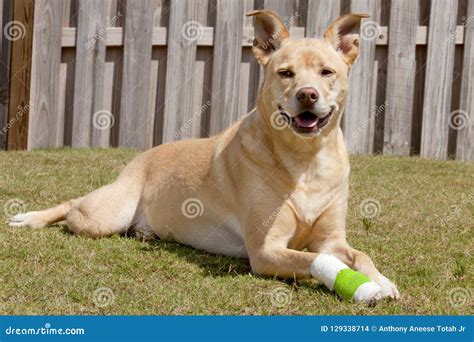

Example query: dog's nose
[296,87,319,106]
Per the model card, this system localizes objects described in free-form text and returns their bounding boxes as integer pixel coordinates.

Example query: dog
[10,11,399,302]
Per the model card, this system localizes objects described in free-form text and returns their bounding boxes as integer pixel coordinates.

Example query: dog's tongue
[295,112,318,128]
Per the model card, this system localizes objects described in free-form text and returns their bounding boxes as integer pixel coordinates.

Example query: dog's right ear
[246,10,289,65]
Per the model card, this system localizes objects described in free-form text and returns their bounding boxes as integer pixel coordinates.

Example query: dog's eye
[278,70,294,78]
[321,69,335,77]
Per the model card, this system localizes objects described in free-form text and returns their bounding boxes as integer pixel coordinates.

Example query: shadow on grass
[139,238,253,277]
[136,238,332,295]
[55,223,331,294]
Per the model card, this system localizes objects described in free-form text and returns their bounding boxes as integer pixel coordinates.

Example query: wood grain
[161,0,199,142]
[6,0,34,150]
[343,0,378,154]
[420,0,458,159]
[0,0,13,150]
[118,0,154,149]
[305,0,340,38]
[209,0,244,135]
[28,0,64,149]
[456,0,474,160]
[383,0,418,155]
[71,0,107,147]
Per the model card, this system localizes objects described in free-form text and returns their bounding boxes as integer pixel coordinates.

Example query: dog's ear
[246,10,289,65]
[324,14,369,66]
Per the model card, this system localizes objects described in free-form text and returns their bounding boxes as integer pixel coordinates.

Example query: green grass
[0,148,472,315]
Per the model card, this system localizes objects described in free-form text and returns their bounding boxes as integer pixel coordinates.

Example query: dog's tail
[9,197,84,229]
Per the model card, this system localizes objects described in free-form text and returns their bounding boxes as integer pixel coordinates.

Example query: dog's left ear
[246,10,289,65]
[324,13,369,66]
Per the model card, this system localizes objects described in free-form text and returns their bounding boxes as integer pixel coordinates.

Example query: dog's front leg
[310,203,400,300]
[245,207,319,278]
[244,207,384,303]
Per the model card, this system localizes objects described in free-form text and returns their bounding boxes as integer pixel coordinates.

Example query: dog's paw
[375,274,400,300]
[9,211,46,228]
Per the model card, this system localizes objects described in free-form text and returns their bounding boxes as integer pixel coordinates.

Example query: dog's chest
[289,185,332,226]
[287,164,346,226]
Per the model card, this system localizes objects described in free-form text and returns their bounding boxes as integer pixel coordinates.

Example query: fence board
[383,0,418,155]
[343,0,377,154]
[6,0,34,150]
[0,0,12,150]
[239,0,260,118]
[118,0,154,149]
[28,0,64,149]
[105,47,123,147]
[71,0,106,147]
[209,0,244,135]
[420,0,458,159]
[191,0,212,139]
[264,0,295,21]
[306,0,340,38]
[162,0,199,142]
[456,1,474,160]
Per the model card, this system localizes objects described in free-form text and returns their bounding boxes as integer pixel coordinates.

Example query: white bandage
[353,282,382,303]
[309,253,349,290]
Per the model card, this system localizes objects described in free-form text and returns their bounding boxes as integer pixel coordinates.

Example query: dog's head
[247,11,368,138]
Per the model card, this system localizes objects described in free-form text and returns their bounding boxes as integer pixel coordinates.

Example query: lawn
[0,148,472,315]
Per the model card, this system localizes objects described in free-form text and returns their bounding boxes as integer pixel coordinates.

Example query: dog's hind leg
[10,177,143,238]
[65,180,142,238]
[9,197,84,229]
[10,152,147,238]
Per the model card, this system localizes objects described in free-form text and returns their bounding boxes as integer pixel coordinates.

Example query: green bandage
[334,268,372,301]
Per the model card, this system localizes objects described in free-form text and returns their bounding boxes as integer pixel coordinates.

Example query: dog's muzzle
[278,106,334,134]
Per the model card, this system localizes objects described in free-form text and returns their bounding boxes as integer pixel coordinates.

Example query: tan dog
[10,11,399,302]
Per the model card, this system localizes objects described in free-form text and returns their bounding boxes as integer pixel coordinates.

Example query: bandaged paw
[310,254,381,303]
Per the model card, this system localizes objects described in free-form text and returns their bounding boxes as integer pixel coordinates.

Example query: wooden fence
[0,0,473,160]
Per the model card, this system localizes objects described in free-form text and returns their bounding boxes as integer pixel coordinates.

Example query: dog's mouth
[279,107,334,134]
